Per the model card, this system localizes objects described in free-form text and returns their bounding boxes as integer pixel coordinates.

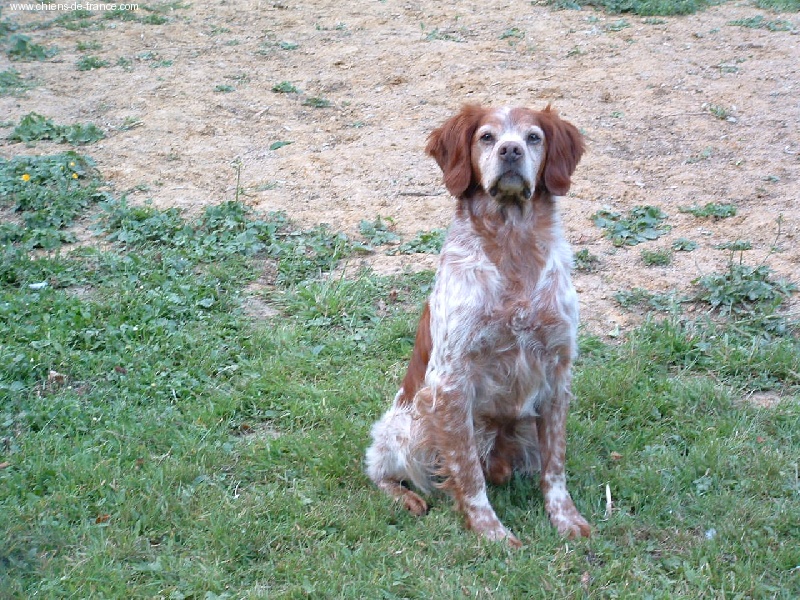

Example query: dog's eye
[527,132,542,145]
[480,132,495,143]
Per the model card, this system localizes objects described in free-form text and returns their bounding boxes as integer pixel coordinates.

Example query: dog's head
[425,105,584,203]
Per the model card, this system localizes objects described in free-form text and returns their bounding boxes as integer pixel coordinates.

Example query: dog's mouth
[488,171,532,203]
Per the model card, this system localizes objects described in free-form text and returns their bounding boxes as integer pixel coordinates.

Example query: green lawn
[1,151,798,598]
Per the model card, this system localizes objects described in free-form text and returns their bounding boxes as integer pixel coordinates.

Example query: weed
[679,202,736,219]
[672,238,698,252]
[7,34,58,61]
[148,58,173,68]
[225,73,250,85]
[214,84,235,93]
[0,152,105,248]
[117,117,143,131]
[686,147,713,163]
[43,9,96,30]
[269,141,293,151]
[421,24,468,42]
[9,113,105,145]
[302,97,332,108]
[694,263,795,317]
[388,229,446,255]
[707,104,733,120]
[104,7,140,21]
[728,15,793,31]
[76,55,109,71]
[641,248,672,266]
[359,216,399,247]
[614,287,681,311]
[714,240,751,251]
[272,81,300,94]
[139,14,169,25]
[574,248,601,272]
[546,0,719,16]
[755,0,800,8]
[606,19,631,31]
[500,28,525,45]
[76,40,101,52]
[143,1,191,13]
[592,206,670,246]
[0,69,33,96]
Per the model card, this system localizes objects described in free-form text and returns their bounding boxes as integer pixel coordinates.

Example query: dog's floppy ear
[538,105,585,197]
[425,105,486,199]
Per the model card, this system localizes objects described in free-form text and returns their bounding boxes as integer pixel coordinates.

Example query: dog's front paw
[400,489,429,516]
[549,506,591,539]
[465,508,522,548]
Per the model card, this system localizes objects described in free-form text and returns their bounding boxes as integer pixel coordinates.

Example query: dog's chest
[429,234,577,412]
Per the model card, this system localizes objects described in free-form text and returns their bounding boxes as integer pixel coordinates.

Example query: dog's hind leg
[365,397,429,516]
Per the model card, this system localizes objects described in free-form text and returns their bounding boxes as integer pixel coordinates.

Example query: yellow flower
[72,173,79,179]
[21,173,30,182]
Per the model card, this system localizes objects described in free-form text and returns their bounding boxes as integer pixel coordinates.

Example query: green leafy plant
[76,55,109,70]
[76,40,101,52]
[8,113,104,145]
[679,202,736,219]
[359,216,399,247]
[272,81,300,93]
[592,206,670,246]
[714,240,752,251]
[388,228,446,255]
[574,248,600,272]
[303,96,331,108]
[672,238,698,251]
[0,69,33,96]
[7,34,58,61]
[695,263,796,316]
[0,152,104,248]
[50,9,96,30]
[728,15,793,31]
[707,103,734,121]
[641,248,672,266]
[546,0,719,15]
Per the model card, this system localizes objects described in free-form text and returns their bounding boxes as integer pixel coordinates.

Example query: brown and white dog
[365,105,590,546]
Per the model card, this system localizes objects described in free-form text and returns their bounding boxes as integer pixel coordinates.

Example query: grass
[2,0,800,595]
[1,154,798,597]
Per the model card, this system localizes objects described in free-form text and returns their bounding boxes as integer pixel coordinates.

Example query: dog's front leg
[537,365,591,538]
[421,387,522,547]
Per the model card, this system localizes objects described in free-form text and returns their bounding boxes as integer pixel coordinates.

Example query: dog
[365,105,590,547]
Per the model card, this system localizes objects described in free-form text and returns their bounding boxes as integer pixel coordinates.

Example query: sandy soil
[2,0,799,334]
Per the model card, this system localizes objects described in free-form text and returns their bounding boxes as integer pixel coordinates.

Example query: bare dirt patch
[3,1,799,334]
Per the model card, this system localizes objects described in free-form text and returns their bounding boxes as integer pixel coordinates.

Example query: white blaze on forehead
[473,108,545,200]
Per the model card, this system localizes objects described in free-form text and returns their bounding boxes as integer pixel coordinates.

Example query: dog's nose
[498,141,523,163]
